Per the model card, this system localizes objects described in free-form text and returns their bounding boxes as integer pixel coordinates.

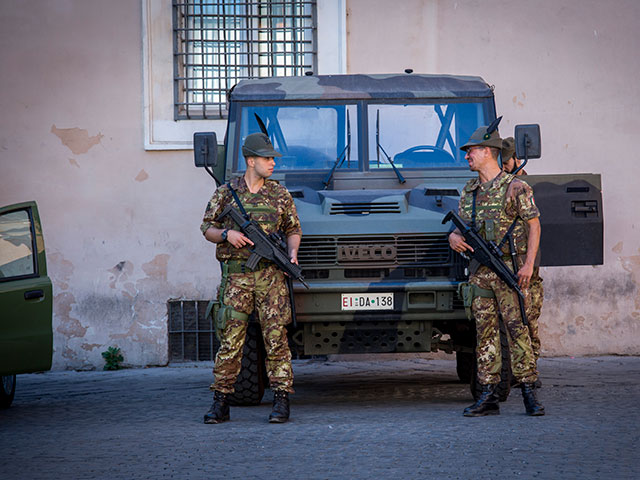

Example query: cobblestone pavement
[1,356,638,479]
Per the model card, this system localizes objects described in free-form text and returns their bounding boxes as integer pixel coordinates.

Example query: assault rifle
[442,210,528,326]
[215,205,310,290]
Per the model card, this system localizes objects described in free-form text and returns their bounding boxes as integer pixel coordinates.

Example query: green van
[0,201,52,407]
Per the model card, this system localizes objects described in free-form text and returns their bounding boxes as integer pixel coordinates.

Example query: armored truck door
[522,174,603,266]
[0,201,53,375]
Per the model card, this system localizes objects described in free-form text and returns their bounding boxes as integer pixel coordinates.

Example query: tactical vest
[459,173,528,256]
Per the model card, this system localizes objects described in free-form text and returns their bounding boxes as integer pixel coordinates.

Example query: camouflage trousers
[471,265,538,385]
[527,267,544,361]
[211,265,294,394]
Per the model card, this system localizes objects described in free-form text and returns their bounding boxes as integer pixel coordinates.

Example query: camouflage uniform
[501,138,544,362]
[201,175,302,394]
[527,267,543,360]
[459,171,539,385]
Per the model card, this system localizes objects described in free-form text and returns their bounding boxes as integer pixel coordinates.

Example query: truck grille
[329,201,402,215]
[299,234,450,267]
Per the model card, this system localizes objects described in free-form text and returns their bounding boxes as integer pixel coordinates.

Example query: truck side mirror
[514,124,541,160]
[194,132,218,168]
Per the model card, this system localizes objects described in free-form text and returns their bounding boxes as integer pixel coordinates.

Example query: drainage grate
[168,300,219,361]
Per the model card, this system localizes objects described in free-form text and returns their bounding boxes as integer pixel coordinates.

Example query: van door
[0,202,53,375]
[522,174,603,266]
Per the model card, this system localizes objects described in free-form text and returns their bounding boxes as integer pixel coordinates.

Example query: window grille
[173,0,317,120]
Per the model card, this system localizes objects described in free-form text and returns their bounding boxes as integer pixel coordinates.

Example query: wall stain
[48,252,74,290]
[69,158,80,168]
[109,261,134,289]
[135,169,149,182]
[612,241,623,254]
[142,254,169,281]
[51,125,103,155]
[54,291,87,339]
[81,343,102,351]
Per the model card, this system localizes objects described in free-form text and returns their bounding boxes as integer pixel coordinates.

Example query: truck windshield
[236,104,359,172]
[235,100,489,172]
[367,102,488,170]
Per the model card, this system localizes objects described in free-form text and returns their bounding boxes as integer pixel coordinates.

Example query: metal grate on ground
[168,300,219,362]
[173,0,317,119]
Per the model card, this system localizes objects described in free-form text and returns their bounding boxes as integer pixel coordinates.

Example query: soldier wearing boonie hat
[241,132,283,158]
[501,137,543,378]
[501,137,528,176]
[449,118,545,417]
[200,132,302,425]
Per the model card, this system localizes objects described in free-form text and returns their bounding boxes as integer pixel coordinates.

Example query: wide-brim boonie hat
[502,136,516,160]
[242,133,282,158]
[460,126,503,151]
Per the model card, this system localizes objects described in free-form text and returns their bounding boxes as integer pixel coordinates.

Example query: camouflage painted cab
[195,73,603,397]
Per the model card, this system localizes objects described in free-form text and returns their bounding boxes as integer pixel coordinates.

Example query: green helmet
[242,133,282,158]
[460,116,503,151]
[502,136,516,161]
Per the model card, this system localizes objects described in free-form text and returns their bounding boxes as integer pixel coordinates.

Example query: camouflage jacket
[201,176,302,262]
[458,171,539,256]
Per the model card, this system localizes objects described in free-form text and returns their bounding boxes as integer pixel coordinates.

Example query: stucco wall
[0,1,215,369]
[1,0,637,370]
[348,0,640,355]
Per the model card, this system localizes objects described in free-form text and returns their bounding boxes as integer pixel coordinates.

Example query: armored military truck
[195,73,603,404]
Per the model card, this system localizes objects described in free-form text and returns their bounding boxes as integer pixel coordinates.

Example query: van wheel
[0,375,16,408]
[227,322,267,406]
[470,317,512,402]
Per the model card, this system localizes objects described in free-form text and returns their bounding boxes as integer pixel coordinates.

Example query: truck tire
[0,375,16,409]
[227,322,267,406]
[470,317,512,402]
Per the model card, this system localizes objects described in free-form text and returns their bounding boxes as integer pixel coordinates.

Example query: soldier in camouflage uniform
[201,133,302,424]
[449,125,545,416]
[502,137,544,364]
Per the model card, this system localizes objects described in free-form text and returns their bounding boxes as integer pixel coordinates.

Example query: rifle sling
[228,183,250,219]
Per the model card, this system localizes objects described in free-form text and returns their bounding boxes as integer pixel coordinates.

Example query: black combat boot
[463,384,500,417]
[268,390,290,423]
[204,390,230,424]
[521,383,545,416]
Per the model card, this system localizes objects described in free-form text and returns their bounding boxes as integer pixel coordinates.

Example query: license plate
[341,293,394,311]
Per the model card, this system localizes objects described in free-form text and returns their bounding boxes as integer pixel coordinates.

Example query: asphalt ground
[1,356,638,479]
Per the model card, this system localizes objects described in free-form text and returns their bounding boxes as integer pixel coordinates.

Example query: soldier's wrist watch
[221,229,230,242]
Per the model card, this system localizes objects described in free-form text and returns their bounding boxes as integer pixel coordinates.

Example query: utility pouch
[205,299,222,340]
[484,219,496,242]
[458,282,495,320]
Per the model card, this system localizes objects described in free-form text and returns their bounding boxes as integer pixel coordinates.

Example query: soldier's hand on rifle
[517,261,534,289]
[227,230,254,249]
[449,231,474,254]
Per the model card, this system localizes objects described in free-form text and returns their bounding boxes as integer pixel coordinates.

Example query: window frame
[0,206,39,283]
[142,0,346,150]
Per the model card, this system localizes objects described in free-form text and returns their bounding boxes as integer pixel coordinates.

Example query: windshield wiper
[322,110,351,189]
[376,109,406,184]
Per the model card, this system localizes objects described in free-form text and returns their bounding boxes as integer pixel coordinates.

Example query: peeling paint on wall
[51,125,103,155]
[135,169,149,182]
[109,260,134,289]
[612,241,623,254]
[142,254,169,281]
[54,291,87,339]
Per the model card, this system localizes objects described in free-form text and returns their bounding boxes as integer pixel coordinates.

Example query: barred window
[173,0,317,120]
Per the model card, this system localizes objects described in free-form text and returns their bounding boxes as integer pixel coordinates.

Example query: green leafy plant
[101,346,124,371]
